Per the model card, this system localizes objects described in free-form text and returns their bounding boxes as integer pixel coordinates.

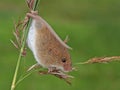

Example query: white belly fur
[27,20,43,66]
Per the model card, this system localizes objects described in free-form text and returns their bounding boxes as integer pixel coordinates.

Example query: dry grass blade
[16,66,73,87]
[39,70,73,85]
[11,5,30,54]
[27,64,73,85]
[12,18,25,49]
[79,56,120,64]
[10,40,19,49]
[27,0,35,10]
[13,32,21,47]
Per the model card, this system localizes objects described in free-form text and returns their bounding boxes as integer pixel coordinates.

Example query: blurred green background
[1,0,120,90]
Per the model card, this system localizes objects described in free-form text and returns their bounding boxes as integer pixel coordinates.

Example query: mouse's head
[53,47,72,72]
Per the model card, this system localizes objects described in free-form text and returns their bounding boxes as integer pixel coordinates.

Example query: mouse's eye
[61,57,66,63]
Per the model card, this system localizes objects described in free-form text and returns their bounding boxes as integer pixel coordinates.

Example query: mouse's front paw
[30,10,38,15]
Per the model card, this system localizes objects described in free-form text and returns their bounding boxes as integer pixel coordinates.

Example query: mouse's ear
[64,35,69,43]
[63,35,72,50]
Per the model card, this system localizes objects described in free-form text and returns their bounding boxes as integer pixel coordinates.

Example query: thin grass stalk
[10,0,40,90]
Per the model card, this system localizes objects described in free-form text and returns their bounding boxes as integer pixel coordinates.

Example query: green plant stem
[11,49,23,90]
[15,68,44,86]
[11,0,40,90]
[15,70,35,86]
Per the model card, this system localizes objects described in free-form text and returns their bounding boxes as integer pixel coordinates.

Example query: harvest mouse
[27,11,72,72]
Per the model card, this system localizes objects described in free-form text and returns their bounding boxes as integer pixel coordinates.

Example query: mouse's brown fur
[27,12,72,72]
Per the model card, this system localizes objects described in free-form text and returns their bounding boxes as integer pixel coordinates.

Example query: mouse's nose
[63,64,72,72]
